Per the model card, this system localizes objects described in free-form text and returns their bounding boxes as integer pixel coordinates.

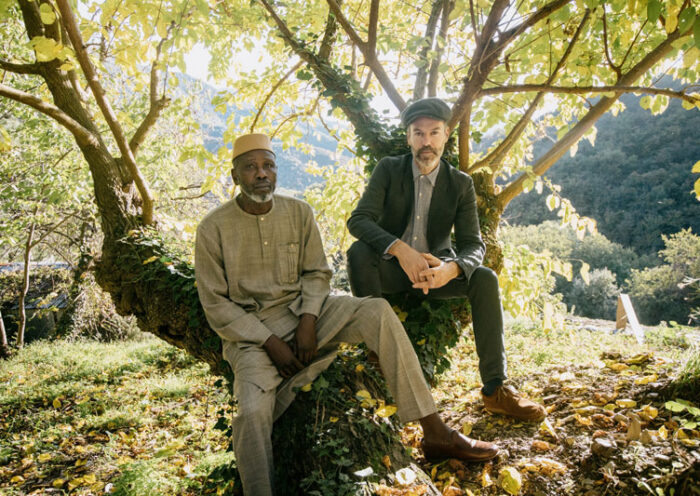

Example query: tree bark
[0,309,10,359]
[16,222,36,349]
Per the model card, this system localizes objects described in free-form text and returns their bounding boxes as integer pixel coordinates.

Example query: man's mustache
[417,146,438,155]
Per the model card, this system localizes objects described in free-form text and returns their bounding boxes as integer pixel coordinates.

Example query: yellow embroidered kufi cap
[232,133,275,161]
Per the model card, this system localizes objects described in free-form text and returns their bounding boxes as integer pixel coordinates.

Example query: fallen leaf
[531,440,556,451]
[52,397,62,409]
[376,405,397,418]
[355,364,365,373]
[461,422,472,436]
[539,418,559,440]
[38,453,52,463]
[635,374,658,385]
[616,399,637,408]
[498,466,522,495]
[382,455,391,470]
[300,383,312,392]
[395,467,417,486]
[52,479,65,488]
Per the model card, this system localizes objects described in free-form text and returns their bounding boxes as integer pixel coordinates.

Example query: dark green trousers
[347,240,507,386]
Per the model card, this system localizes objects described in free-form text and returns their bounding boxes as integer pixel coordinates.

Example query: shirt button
[413,236,417,240]
[264,241,268,246]
[416,216,420,219]
[260,217,265,221]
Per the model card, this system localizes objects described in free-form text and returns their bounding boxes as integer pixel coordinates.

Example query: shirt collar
[411,160,441,186]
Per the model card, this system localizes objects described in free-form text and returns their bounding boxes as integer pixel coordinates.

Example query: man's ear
[231,168,239,185]
[445,125,452,135]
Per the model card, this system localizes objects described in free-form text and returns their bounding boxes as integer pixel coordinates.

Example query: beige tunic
[195,194,331,348]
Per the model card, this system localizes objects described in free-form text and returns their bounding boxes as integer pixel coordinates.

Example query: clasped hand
[262,314,317,378]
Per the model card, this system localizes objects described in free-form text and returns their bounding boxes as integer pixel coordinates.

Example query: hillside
[504,95,700,255]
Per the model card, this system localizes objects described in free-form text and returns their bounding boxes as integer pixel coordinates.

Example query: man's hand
[412,253,462,294]
[263,335,304,378]
[388,240,430,284]
[293,313,317,364]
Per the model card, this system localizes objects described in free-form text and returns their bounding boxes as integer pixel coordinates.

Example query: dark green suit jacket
[347,153,486,281]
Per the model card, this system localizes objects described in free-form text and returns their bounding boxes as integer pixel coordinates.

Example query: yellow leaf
[480,466,493,487]
[142,255,158,265]
[329,416,338,423]
[657,425,668,440]
[498,466,522,495]
[416,338,426,345]
[616,399,637,408]
[635,374,658,385]
[692,160,700,173]
[300,383,312,392]
[695,178,700,200]
[531,440,555,451]
[75,458,87,467]
[376,405,397,418]
[639,405,658,420]
[39,3,56,24]
[38,453,52,462]
[11,475,24,484]
[575,414,593,426]
[355,364,365,373]
[461,422,473,436]
[83,473,97,484]
[52,479,65,488]
[608,362,628,372]
[539,418,558,440]
[666,10,678,33]
[356,390,371,401]
[52,397,62,409]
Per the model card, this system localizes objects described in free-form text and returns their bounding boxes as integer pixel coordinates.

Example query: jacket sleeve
[195,224,273,345]
[290,203,331,317]
[452,174,486,281]
[347,159,398,253]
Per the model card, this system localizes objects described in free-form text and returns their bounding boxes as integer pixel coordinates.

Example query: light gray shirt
[385,161,441,256]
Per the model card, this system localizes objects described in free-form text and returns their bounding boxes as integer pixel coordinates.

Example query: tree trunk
[16,222,36,349]
[0,309,10,359]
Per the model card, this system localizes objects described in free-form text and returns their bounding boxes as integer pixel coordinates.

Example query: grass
[0,318,697,495]
[0,335,231,496]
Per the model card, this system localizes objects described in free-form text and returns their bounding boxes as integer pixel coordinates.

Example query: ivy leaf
[695,15,700,48]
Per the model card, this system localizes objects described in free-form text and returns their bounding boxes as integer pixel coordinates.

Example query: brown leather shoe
[482,385,546,421]
[421,429,499,462]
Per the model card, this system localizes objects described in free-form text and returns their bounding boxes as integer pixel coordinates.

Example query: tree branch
[368,0,379,53]
[55,0,154,225]
[250,60,303,133]
[0,83,98,147]
[478,84,700,105]
[601,7,622,79]
[258,0,391,158]
[319,2,341,61]
[0,59,41,75]
[468,11,589,174]
[412,0,442,100]
[427,0,454,97]
[498,28,685,207]
[325,0,406,110]
[129,38,171,156]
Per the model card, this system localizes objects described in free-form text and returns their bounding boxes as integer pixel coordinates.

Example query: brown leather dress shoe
[421,429,499,462]
[482,385,546,421]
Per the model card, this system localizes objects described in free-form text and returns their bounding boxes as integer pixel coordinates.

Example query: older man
[195,133,499,495]
[347,98,546,422]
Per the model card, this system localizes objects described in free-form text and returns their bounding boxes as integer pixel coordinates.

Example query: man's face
[231,149,277,203]
[406,117,450,173]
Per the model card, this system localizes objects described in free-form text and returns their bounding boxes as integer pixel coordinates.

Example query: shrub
[564,268,620,320]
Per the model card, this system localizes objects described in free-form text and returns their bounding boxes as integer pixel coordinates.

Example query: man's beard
[240,184,274,203]
[413,146,442,171]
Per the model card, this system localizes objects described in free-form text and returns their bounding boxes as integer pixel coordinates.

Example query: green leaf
[678,7,696,33]
[39,3,56,25]
[664,400,687,412]
[694,15,700,48]
[647,0,662,23]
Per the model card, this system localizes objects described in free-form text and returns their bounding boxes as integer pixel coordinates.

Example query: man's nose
[255,166,268,179]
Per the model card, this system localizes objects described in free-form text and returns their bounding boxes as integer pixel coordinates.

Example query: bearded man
[195,133,500,495]
[347,98,546,423]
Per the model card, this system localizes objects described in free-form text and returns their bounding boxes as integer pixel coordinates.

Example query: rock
[591,437,617,457]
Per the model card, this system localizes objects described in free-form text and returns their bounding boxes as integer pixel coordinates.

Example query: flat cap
[232,133,275,161]
[400,97,451,127]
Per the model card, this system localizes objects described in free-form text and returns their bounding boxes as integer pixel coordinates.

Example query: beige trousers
[226,296,437,496]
